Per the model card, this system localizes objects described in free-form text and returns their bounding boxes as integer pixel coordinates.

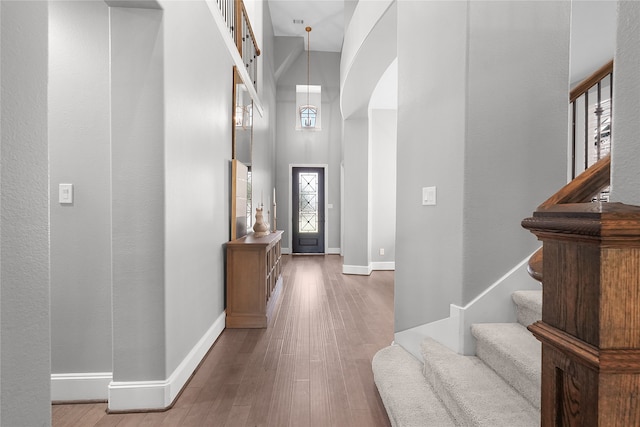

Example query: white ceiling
[268,0,345,52]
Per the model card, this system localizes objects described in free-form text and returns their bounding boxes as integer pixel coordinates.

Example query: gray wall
[251,2,278,232]
[370,109,397,265]
[570,1,617,85]
[611,1,640,205]
[395,1,570,331]
[395,0,467,327]
[161,0,235,377]
[110,5,166,381]
[49,0,242,389]
[1,1,51,424]
[49,0,112,375]
[461,1,570,303]
[275,51,342,251]
[343,117,370,268]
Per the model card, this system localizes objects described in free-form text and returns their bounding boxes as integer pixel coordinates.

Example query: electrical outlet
[379,248,385,256]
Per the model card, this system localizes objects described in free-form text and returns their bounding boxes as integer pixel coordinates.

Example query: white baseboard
[394,250,541,358]
[342,264,373,275]
[282,247,291,255]
[453,254,540,355]
[371,261,395,271]
[108,311,226,411]
[51,372,113,402]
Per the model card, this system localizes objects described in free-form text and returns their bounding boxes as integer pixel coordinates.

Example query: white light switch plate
[422,186,436,206]
[59,183,73,204]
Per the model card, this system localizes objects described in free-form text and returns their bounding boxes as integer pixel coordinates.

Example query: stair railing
[527,60,614,283]
[520,58,640,426]
[526,154,611,282]
[215,0,261,91]
[569,59,613,188]
[235,0,260,89]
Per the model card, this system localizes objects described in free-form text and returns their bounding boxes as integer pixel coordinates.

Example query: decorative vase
[253,207,270,237]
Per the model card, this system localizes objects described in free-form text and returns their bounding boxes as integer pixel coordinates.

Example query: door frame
[288,164,329,254]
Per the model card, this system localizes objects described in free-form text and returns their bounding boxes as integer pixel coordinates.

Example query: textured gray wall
[1,1,51,424]
[611,1,640,205]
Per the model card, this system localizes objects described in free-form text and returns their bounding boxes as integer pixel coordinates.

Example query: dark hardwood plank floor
[53,255,394,427]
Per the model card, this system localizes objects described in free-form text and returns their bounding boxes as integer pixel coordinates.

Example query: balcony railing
[215,0,260,90]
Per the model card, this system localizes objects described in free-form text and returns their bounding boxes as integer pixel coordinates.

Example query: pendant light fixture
[299,26,317,129]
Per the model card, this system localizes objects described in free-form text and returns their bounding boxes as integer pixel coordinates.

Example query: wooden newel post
[522,202,640,426]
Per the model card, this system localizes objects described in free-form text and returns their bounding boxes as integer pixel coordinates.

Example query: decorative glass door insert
[292,167,325,254]
[298,172,318,233]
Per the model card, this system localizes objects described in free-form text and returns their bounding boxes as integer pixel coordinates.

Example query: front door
[292,167,325,254]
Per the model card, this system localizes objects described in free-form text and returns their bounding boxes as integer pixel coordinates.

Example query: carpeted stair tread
[471,322,541,408]
[421,337,539,426]
[372,345,457,427]
[512,290,542,326]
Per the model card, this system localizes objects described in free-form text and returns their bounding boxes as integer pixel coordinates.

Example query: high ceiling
[266,0,617,84]
[268,0,345,52]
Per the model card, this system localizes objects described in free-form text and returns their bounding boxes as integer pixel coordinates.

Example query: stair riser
[512,290,542,327]
[422,349,538,426]
[475,340,540,409]
[516,306,541,327]
[422,364,469,425]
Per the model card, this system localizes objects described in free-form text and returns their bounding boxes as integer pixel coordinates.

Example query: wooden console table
[226,230,283,328]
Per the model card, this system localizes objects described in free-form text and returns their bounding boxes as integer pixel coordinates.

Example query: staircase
[373,60,620,426]
[373,290,542,427]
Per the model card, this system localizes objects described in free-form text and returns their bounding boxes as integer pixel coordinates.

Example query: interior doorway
[291,166,326,254]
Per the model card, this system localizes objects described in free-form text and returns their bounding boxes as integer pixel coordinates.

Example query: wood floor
[53,255,394,427]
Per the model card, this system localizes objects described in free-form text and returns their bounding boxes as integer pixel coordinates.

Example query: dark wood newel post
[522,202,640,426]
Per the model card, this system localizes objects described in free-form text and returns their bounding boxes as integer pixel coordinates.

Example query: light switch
[328,203,334,209]
[422,186,436,206]
[59,183,73,204]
